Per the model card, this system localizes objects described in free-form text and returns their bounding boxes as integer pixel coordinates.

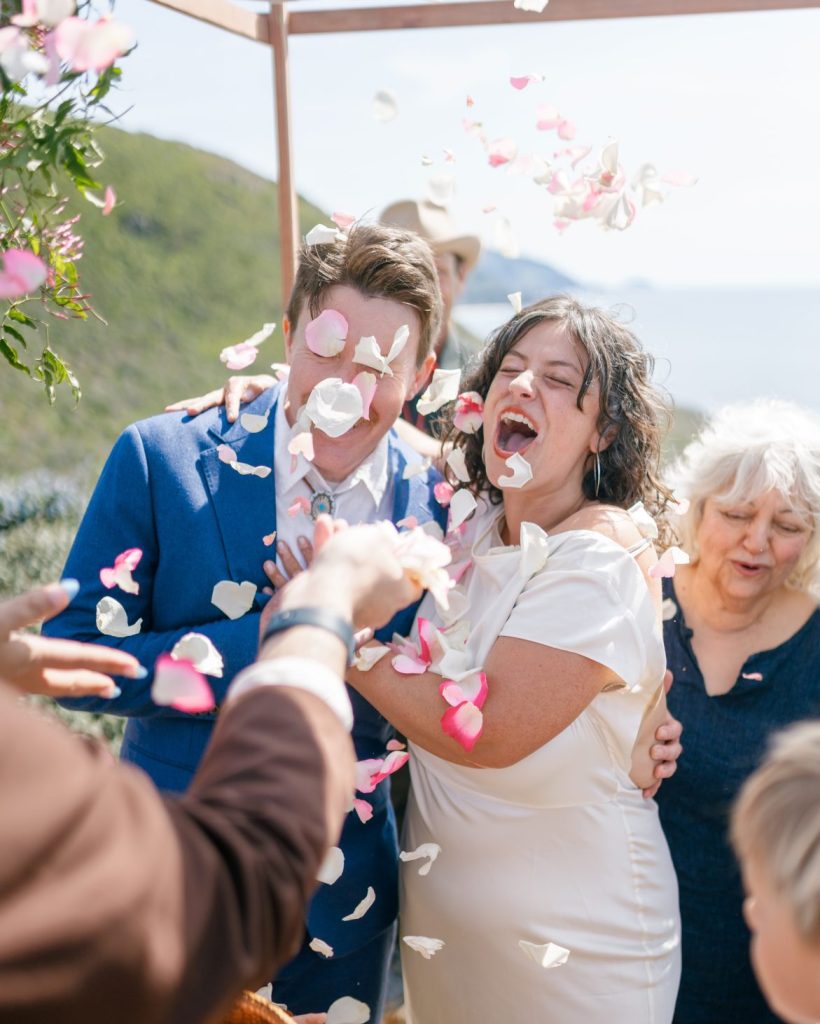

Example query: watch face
[310,491,335,520]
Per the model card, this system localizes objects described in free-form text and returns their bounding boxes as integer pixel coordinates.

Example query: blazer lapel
[200,387,281,601]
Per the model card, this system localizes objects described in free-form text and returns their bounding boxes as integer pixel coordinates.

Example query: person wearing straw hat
[380,199,483,435]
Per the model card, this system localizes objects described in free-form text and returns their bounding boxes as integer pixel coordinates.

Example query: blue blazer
[45,385,446,955]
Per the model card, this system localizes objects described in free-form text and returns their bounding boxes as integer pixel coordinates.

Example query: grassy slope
[0,127,325,474]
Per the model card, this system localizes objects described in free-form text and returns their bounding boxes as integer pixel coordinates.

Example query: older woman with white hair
[656,399,820,1024]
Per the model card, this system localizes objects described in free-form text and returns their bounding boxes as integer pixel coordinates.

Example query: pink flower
[434,481,454,507]
[0,248,47,300]
[453,391,484,434]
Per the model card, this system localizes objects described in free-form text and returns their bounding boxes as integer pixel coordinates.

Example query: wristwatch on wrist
[261,607,356,665]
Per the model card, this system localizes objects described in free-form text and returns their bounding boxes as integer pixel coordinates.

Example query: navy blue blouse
[656,578,820,1023]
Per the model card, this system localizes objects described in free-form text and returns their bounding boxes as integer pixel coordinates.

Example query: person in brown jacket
[0,517,419,1024]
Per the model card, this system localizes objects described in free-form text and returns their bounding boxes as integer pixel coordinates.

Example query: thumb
[0,581,78,637]
[662,669,674,695]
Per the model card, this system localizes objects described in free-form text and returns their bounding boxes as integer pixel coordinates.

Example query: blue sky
[111,0,820,288]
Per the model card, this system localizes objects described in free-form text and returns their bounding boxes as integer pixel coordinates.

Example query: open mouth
[732,561,768,576]
[495,410,538,455]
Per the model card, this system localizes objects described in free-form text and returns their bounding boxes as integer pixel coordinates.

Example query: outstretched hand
[0,582,144,697]
[164,373,279,422]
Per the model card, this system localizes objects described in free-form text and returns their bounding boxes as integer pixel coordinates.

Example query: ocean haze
[457,287,820,416]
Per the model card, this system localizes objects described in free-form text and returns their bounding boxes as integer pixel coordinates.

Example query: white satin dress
[400,506,681,1023]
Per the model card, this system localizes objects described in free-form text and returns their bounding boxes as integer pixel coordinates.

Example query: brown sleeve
[0,682,354,1024]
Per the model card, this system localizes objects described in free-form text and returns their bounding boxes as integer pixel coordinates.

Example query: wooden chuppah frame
[149,0,820,308]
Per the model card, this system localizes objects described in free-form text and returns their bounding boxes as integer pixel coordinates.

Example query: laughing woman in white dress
[348,297,682,1023]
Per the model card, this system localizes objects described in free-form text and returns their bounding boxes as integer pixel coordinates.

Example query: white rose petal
[448,488,477,532]
[373,89,397,122]
[305,223,340,245]
[211,580,257,620]
[309,937,334,958]
[95,596,142,637]
[399,842,441,876]
[353,644,390,672]
[170,632,224,678]
[403,935,445,959]
[519,521,550,578]
[445,448,470,483]
[305,378,364,438]
[498,452,533,489]
[317,846,345,885]
[240,409,270,433]
[342,886,376,922]
[507,291,523,314]
[416,368,461,416]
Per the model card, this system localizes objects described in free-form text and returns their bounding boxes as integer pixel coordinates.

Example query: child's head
[731,722,820,1024]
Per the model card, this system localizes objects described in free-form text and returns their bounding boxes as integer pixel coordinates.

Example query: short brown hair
[286,223,442,366]
[731,722,820,946]
[440,295,674,533]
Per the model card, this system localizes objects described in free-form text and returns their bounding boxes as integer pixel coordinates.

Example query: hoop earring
[593,451,602,498]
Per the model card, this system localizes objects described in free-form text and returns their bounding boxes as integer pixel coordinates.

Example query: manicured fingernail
[106,685,122,698]
[264,560,275,573]
[132,665,149,680]
[277,542,287,554]
[59,578,80,602]
[298,535,309,548]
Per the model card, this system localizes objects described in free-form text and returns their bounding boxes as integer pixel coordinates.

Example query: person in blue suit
[44,223,446,1022]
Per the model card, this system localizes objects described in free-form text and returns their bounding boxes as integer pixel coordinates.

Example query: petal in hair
[507,291,522,314]
[453,391,484,434]
[305,223,340,246]
[434,481,454,507]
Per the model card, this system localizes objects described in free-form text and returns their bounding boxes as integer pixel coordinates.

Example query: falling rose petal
[326,996,370,1024]
[99,547,142,595]
[426,174,455,206]
[288,431,315,463]
[482,203,497,214]
[229,460,271,478]
[288,496,311,518]
[441,700,483,751]
[519,521,550,578]
[439,669,488,710]
[509,73,544,90]
[466,94,475,107]
[211,579,257,619]
[151,654,215,713]
[392,651,431,675]
[373,88,398,122]
[309,937,334,958]
[331,210,356,229]
[445,448,470,484]
[353,371,378,419]
[220,342,258,371]
[239,409,270,434]
[403,935,445,959]
[170,632,224,678]
[402,460,431,480]
[369,750,410,787]
[305,223,340,246]
[100,185,116,215]
[342,886,376,922]
[453,391,484,434]
[317,846,345,885]
[352,644,390,672]
[393,525,453,609]
[498,452,533,490]
[270,362,289,380]
[518,939,571,969]
[742,671,764,682]
[352,798,374,823]
[487,137,518,168]
[448,488,477,532]
[386,738,406,751]
[416,368,461,416]
[668,496,690,516]
[421,153,434,167]
[535,103,561,131]
[627,501,659,539]
[217,444,237,464]
[662,597,678,621]
[397,515,419,530]
[305,378,364,437]
[0,248,48,300]
[507,291,523,314]
[305,308,349,357]
[399,842,441,876]
[355,758,384,794]
[434,481,454,507]
[54,14,134,73]
[353,335,391,376]
[262,531,277,547]
[443,148,455,165]
[557,119,577,141]
[514,0,549,9]
[648,546,691,579]
[96,596,142,637]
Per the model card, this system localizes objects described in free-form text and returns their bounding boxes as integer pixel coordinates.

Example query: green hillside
[0,127,325,474]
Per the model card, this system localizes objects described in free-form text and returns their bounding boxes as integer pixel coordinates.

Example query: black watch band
[261,607,356,665]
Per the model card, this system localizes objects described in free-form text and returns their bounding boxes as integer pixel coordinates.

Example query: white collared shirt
[272,385,394,562]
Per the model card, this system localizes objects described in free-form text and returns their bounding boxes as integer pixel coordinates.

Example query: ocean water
[456,288,820,415]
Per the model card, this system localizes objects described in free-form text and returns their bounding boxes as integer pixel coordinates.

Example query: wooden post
[269,2,298,309]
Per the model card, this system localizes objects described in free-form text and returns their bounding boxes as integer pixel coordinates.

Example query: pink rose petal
[392,653,431,675]
[331,210,356,229]
[262,531,277,546]
[386,738,406,751]
[151,653,215,713]
[54,14,134,73]
[219,341,258,371]
[441,700,483,752]
[466,94,474,107]
[217,443,237,464]
[99,547,142,595]
[439,670,488,710]
[557,119,576,141]
[304,308,349,357]
[287,431,315,462]
[288,496,311,518]
[0,248,47,300]
[741,671,763,682]
[453,391,484,434]
[102,185,116,216]
[648,545,690,579]
[509,73,543,90]
[396,515,418,530]
[535,103,561,131]
[487,137,518,168]
[352,798,374,823]
[434,481,454,507]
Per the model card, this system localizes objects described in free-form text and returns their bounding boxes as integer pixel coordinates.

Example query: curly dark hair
[440,295,675,530]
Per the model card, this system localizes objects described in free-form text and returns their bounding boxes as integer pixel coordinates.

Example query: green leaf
[7,309,38,330]
[61,144,102,191]
[0,337,32,376]
[35,348,81,404]
[3,324,27,348]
